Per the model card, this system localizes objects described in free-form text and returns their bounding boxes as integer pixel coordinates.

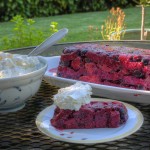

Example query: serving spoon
[28,28,68,56]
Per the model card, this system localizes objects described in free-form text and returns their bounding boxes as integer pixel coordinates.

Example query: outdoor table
[0,41,150,150]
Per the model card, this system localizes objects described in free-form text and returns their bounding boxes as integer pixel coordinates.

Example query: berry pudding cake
[51,82,128,129]
[57,43,150,90]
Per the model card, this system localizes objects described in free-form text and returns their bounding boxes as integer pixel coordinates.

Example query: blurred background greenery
[0,0,149,51]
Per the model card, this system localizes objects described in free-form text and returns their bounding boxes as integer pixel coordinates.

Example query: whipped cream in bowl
[0,52,44,78]
[53,82,92,111]
[0,52,47,113]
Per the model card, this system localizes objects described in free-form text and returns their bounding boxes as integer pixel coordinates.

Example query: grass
[0,7,150,51]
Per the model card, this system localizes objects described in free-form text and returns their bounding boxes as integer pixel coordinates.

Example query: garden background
[0,0,150,51]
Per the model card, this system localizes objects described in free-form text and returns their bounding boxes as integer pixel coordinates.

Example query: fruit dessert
[51,82,128,129]
[57,43,150,90]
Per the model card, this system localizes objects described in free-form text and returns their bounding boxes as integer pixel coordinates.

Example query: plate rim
[36,98,144,144]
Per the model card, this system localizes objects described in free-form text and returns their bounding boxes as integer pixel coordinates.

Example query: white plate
[43,56,150,104]
[36,98,144,144]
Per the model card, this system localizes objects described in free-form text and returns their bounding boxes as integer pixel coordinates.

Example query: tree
[134,0,150,40]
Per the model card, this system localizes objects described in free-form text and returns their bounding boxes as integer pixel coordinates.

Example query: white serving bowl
[0,56,47,113]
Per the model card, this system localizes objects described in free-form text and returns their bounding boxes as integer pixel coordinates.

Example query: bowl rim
[0,56,47,82]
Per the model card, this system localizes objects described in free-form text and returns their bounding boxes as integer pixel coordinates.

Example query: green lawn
[0,7,150,51]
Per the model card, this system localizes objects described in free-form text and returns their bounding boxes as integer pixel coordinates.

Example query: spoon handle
[28,28,68,56]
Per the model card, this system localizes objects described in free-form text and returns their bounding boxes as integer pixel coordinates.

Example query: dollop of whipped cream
[0,52,44,78]
[53,82,92,111]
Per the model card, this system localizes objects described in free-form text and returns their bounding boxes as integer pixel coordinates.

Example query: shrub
[101,7,126,40]
[2,15,59,50]
[0,0,137,21]
[87,7,126,41]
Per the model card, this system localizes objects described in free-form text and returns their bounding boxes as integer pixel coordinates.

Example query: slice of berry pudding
[51,82,128,129]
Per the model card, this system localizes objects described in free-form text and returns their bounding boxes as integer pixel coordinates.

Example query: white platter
[36,98,144,144]
[44,56,150,104]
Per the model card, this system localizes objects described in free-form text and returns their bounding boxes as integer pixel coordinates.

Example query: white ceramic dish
[44,56,150,104]
[36,98,144,144]
[0,56,47,113]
